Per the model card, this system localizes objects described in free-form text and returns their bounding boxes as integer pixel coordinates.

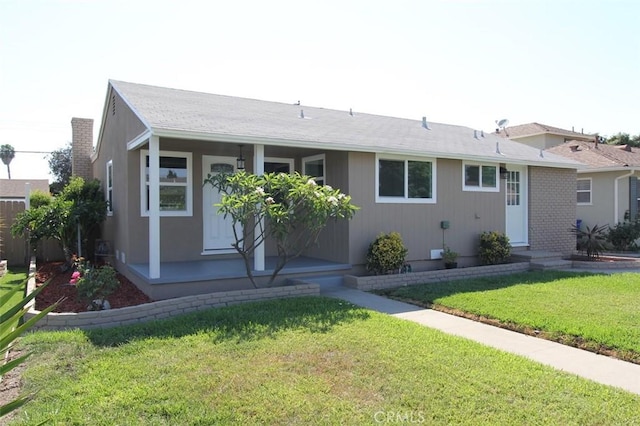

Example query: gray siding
[347,153,504,268]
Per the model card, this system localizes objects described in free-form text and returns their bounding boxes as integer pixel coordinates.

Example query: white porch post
[149,135,161,279]
[254,144,265,271]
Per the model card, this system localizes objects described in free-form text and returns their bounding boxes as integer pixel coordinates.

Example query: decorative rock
[89,299,111,310]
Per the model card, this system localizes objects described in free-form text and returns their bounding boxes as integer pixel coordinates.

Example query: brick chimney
[71,117,94,180]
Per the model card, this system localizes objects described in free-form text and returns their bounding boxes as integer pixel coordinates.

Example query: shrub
[366,232,408,275]
[478,231,511,265]
[607,216,640,251]
[29,190,52,209]
[71,257,119,310]
[571,223,609,260]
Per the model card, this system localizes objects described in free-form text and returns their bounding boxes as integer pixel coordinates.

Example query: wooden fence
[0,200,64,267]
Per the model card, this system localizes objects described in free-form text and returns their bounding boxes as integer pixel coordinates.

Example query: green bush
[478,231,511,265]
[71,257,119,310]
[366,232,408,275]
[607,216,640,251]
[29,190,52,209]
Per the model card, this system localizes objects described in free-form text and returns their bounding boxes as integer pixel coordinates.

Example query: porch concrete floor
[128,256,351,285]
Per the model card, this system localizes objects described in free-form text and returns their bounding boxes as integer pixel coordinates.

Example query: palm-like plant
[0,144,16,179]
[1,276,60,417]
[571,223,609,260]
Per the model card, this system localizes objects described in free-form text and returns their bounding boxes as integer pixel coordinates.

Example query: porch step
[530,259,574,271]
[510,250,564,263]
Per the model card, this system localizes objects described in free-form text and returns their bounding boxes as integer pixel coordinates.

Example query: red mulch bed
[35,262,153,313]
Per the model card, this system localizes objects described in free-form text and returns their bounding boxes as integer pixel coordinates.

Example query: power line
[14,150,53,154]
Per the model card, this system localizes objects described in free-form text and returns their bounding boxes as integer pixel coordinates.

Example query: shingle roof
[110,80,580,169]
[0,179,50,198]
[496,122,595,140]
[546,141,640,170]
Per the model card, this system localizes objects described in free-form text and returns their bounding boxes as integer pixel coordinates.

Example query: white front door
[203,156,237,252]
[506,165,528,246]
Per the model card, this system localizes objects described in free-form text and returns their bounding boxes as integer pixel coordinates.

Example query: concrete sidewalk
[316,279,640,395]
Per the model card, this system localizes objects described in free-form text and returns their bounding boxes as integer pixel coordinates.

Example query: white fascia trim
[578,167,640,174]
[127,130,153,151]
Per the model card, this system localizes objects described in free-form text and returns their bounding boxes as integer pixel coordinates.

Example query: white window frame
[140,150,193,217]
[302,154,325,185]
[375,154,437,204]
[577,178,592,205]
[462,162,499,192]
[106,160,113,216]
[265,157,294,174]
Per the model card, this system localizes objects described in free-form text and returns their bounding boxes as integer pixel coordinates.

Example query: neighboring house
[0,179,54,266]
[496,121,640,230]
[546,140,640,228]
[496,122,594,150]
[0,179,49,201]
[78,80,580,299]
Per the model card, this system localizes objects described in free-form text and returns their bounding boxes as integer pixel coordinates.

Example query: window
[463,163,499,192]
[106,160,113,215]
[265,157,294,174]
[577,178,592,204]
[302,154,325,185]
[140,150,192,216]
[376,155,436,203]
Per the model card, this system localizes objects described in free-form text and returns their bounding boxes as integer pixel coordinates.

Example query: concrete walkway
[313,276,640,396]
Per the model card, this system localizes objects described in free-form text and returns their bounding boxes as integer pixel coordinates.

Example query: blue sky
[1,0,638,180]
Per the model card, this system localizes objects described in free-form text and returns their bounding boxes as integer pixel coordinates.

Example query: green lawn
[375,270,640,361]
[8,296,640,425]
[0,267,28,318]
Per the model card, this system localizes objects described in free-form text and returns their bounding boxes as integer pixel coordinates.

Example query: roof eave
[577,166,640,174]
[132,128,577,169]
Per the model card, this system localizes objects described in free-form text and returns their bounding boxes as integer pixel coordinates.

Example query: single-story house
[496,121,640,230]
[546,139,640,228]
[75,80,581,299]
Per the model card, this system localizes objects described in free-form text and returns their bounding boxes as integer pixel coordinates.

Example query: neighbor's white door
[506,165,528,246]
[203,156,238,252]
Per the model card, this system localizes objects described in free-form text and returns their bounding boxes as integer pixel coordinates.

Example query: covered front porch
[127,256,351,300]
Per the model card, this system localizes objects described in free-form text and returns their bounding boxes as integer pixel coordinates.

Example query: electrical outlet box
[440,220,450,229]
[431,249,444,259]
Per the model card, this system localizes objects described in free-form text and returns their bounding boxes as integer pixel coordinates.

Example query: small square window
[463,163,499,192]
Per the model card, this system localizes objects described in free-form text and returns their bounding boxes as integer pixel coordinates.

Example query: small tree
[0,144,15,179]
[11,177,107,262]
[204,171,358,287]
[48,144,72,194]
